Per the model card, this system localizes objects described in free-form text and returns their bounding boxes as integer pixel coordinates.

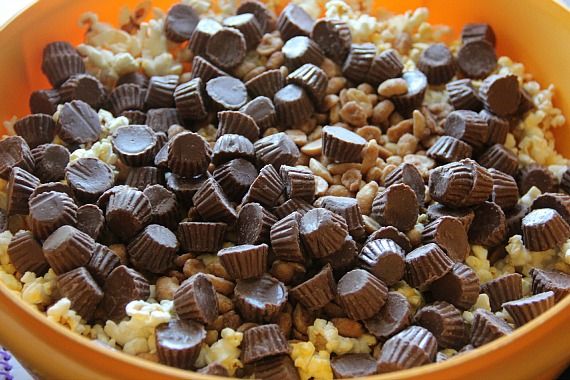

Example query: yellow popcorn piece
[47,298,90,335]
[393,281,424,312]
[519,186,542,208]
[196,328,243,375]
[291,341,334,380]
[308,318,376,355]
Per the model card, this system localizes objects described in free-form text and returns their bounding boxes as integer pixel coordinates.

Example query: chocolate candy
[237,1,276,34]
[6,167,40,216]
[277,4,314,41]
[480,273,523,311]
[377,326,437,373]
[372,183,419,232]
[331,354,377,378]
[368,49,404,86]
[363,291,412,341]
[174,273,218,324]
[270,211,305,263]
[57,267,103,321]
[422,216,469,262]
[189,18,223,55]
[237,203,277,244]
[392,70,428,117]
[414,301,466,349]
[31,144,70,182]
[521,208,570,251]
[42,41,77,59]
[480,110,510,146]
[29,191,78,240]
[41,52,85,87]
[242,324,290,364]
[342,43,375,84]
[489,169,519,210]
[165,173,209,205]
[164,3,200,43]
[417,43,456,85]
[446,79,482,111]
[479,74,521,117]
[427,136,473,164]
[317,196,365,239]
[66,157,115,204]
[14,114,57,149]
[122,110,148,124]
[468,201,507,247]
[193,177,237,223]
[517,164,559,195]
[213,158,258,201]
[318,235,357,272]
[58,100,103,145]
[282,36,324,69]
[191,55,230,83]
[321,126,366,164]
[29,89,60,115]
[145,108,181,134]
[337,268,388,320]
[280,165,315,202]
[530,268,570,302]
[478,144,518,176]
[117,72,149,88]
[461,23,496,46]
[217,110,260,142]
[561,168,570,194]
[212,134,255,165]
[444,110,488,149]
[7,231,49,276]
[310,18,352,64]
[359,239,405,286]
[456,40,497,79]
[125,166,162,190]
[167,131,211,177]
[59,74,107,108]
[365,226,413,253]
[178,222,226,253]
[290,264,335,310]
[287,63,327,104]
[239,96,277,132]
[43,225,95,275]
[128,224,178,273]
[502,291,555,327]
[112,125,158,167]
[430,262,480,310]
[254,132,300,170]
[405,243,454,289]
[242,164,285,207]
[300,208,348,258]
[30,182,73,201]
[223,13,263,50]
[234,273,287,322]
[105,187,152,242]
[250,355,299,380]
[206,28,246,69]
[206,76,248,110]
[470,309,513,347]
[245,69,284,99]
[531,192,570,225]
[144,75,179,109]
[273,198,313,219]
[383,162,425,207]
[109,84,146,115]
[274,84,314,126]
[198,363,230,376]
[0,136,35,180]
[99,265,150,321]
[174,78,208,121]
[155,319,206,369]
[218,243,268,280]
[86,243,120,285]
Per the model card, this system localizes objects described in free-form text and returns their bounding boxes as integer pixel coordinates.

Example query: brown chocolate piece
[317,196,365,239]
[270,211,305,263]
[6,167,39,216]
[300,208,348,258]
[480,110,509,146]
[237,203,277,245]
[239,96,277,132]
[29,89,61,115]
[427,204,475,232]
[359,239,405,286]
[461,23,496,46]
[86,243,120,286]
[142,185,179,229]
[218,243,268,280]
[530,268,570,303]
[277,4,314,41]
[517,89,535,116]
[109,84,146,115]
[280,165,315,202]
[532,192,570,225]
[206,76,248,110]
[7,231,49,276]
[427,136,473,164]
[521,208,570,251]
[167,131,211,177]
[282,36,324,69]
[502,291,555,327]
[0,136,34,180]
[99,265,150,321]
[422,216,469,262]
[365,226,412,252]
[383,162,425,207]
[234,273,287,322]
[29,191,78,240]
[478,144,518,177]
[30,182,73,201]
[213,158,258,202]
[245,69,284,99]
[480,273,523,312]
[42,41,77,60]
[368,49,404,87]
[363,291,412,341]
[57,267,103,321]
[444,110,488,149]
[392,70,428,117]
[414,301,466,349]
[174,78,208,121]
[125,166,162,190]
[128,224,178,273]
[417,43,456,85]
[58,100,102,145]
[561,167,570,195]
[274,84,314,126]
[66,157,115,204]
[14,114,56,149]
[174,273,218,324]
[105,187,152,242]
[190,55,229,83]
[217,110,260,142]
[290,264,335,311]
[43,225,95,275]
[273,198,314,219]
[41,53,85,87]
[164,3,200,43]
[165,173,210,206]
[468,201,507,247]
[155,143,169,169]
[287,63,327,104]
[189,19,223,56]
[59,73,107,108]
[223,13,263,50]
[242,164,285,207]
[112,125,158,167]
[430,262,480,310]
[405,243,454,289]
[372,183,419,232]
[122,109,147,125]
[377,326,437,373]
[117,72,149,88]
[331,354,377,379]
[144,75,178,109]
[31,143,70,182]
[310,18,351,64]
[155,319,206,369]
[242,324,290,364]
[489,169,519,210]
[446,79,482,111]
[145,108,181,134]
[177,222,226,253]
[479,74,521,117]
[337,269,388,320]
[198,362,230,376]
[193,177,237,223]
[470,309,513,347]
[518,164,559,195]
[321,126,366,164]
[206,28,246,69]
[341,43,375,84]
[254,132,300,170]
[456,40,497,79]
[237,1,276,34]
[318,235,357,272]
[250,355,299,380]
[212,134,255,165]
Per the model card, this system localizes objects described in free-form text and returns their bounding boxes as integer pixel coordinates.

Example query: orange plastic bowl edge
[0,0,569,379]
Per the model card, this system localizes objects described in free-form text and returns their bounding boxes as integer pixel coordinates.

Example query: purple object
[0,348,14,380]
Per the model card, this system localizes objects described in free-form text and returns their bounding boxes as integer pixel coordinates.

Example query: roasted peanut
[237,322,259,333]
[205,274,235,296]
[340,101,368,127]
[361,139,380,174]
[412,109,427,139]
[329,103,340,124]
[328,163,362,175]
[301,139,322,156]
[182,258,206,277]
[155,276,179,301]
[243,66,266,82]
[175,253,194,267]
[387,119,413,142]
[357,83,375,95]
[257,33,283,56]
[285,129,308,146]
[275,312,293,338]
[217,293,234,314]
[365,166,383,182]
[270,260,306,284]
[341,169,362,192]
[326,184,351,196]
[397,133,419,156]
[320,57,341,77]
[266,51,284,69]
[378,78,408,97]
[314,175,329,196]
[137,353,159,362]
[326,77,347,95]
[109,244,128,265]
[321,94,340,112]
[356,181,379,215]
[331,318,365,338]
[322,302,347,318]
[372,100,395,125]
[309,158,333,183]
[167,124,186,140]
[363,214,381,233]
[205,330,219,345]
[357,125,382,142]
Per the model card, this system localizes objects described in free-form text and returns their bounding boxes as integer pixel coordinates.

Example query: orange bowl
[0,0,570,379]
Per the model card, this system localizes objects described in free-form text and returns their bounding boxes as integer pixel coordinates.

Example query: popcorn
[466,245,493,284]
[181,0,212,14]
[291,341,334,380]
[308,319,376,356]
[195,328,243,375]
[21,270,57,307]
[393,281,424,312]
[519,186,542,208]
[47,298,90,335]
[462,293,492,324]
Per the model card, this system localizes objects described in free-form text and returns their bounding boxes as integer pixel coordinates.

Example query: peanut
[243,66,266,82]
[387,119,413,142]
[365,166,383,182]
[270,260,306,284]
[183,258,206,277]
[301,139,322,156]
[320,57,341,77]
[321,94,339,112]
[361,139,380,174]
[220,311,241,330]
[175,253,194,267]
[363,214,381,233]
[265,51,284,70]
[308,125,322,142]
[233,60,257,79]
[357,125,382,142]
[275,312,293,338]
[137,353,159,362]
[372,100,395,125]
[412,109,427,139]
[326,184,351,197]
[328,162,362,175]
[168,124,186,140]
[386,155,403,166]
[314,176,329,196]
[389,111,404,126]
[377,144,393,160]
[404,154,435,177]
[331,318,365,338]
[322,302,347,318]
[155,276,179,301]
[356,181,379,215]
[357,83,375,95]
[326,77,347,95]
[205,330,219,345]
[205,274,235,296]
[217,293,234,314]
[381,164,397,183]
[109,244,128,265]
[237,323,258,333]
[297,117,317,134]
[285,129,308,146]
[309,158,333,183]
[341,169,362,192]
[257,33,283,56]
[397,133,419,156]
[329,103,340,124]
[377,78,408,97]
[340,101,368,127]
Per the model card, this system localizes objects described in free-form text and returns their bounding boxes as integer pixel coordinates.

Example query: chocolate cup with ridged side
[290,264,335,311]
[14,114,56,149]
[29,191,78,240]
[414,301,467,349]
[337,268,388,320]
[174,272,218,324]
[405,243,454,289]
[218,243,268,280]
[430,262,480,310]
[521,208,570,251]
[470,309,513,348]
[57,267,103,322]
[42,225,95,275]
[427,136,473,164]
[177,222,227,253]
[155,319,206,370]
[7,231,49,276]
[270,211,306,263]
[242,324,290,364]
[363,291,412,341]
[502,291,556,327]
[377,326,438,373]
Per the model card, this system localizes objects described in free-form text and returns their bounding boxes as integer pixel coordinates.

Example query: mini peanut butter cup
[112,125,158,167]
[145,108,181,134]
[405,243,454,289]
[366,226,413,252]
[331,354,377,379]
[155,319,206,370]
[217,110,260,142]
[117,72,149,88]
[57,267,103,322]
[561,168,570,194]
[164,3,200,43]
[383,162,425,207]
[41,52,85,87]
[174,272,218,324]
[223,13,263,50]
[212,134,255,165]
[521,208,570,251]
[446,79,482,111]
[31,144,69,182]
[29,191,78,240]
[287,63,328,104]
[273,198,314,219]
[427,204,475,232]
[463,159,494,206]
[174,78,208,121]
[59,73,107,108]
[480,110,509,145]
[480,273,523,312]
[337,268,388,320]
[7,167,39,216]
[242,324,290,364]
[368,49,404,86]
[478,144,518,177]
[532,192,570,225]
[218,243,268,280]
[417,43,456,85]
[58,100,102,145]
[461,23,496,46]
[489,169,519,210]
[167,131,211,177]
[245,69,284,99]
[254,132,300,169]
[317,196,365,240]
[251,355,299,380]
[444,110,488,149]
[239,96,278,132]
[377,326,437,373]
[191,55,230,84]
[213,158,258,202]
[193,177,237,223]
[189,19,223,56]
[109,84,146,115]
[177,222,226,253]
[29,89,61,115]
[428,161,474,208]
[121,110,147,125]
[125,166,162,190]
[43,225,95,275]
[282,36,324,69]
[422,216,469,263]
[274,84,314,126]
[206,28,246,69]
[318,235,357,273]
[414,301,466,349]
[270,211,306,263]
[321,125,367,163]
[470,309,513,348]
[457,40,497,79]
[99,265,150,321]
[517,164,559,195]
[342,43,376,84]
[165,173,209,206]
[128,224,178,274]
[105,188,152,242]
[468,201,507,247]
[206,76,248,111]
[479,74,520,117]
[300,208,348,259]
[144,75,179,109]
[14,114,57,149]
[237,1,277,34]
[66,157,115,204]
[431,262,480,310]
[280,165,315,202]
[359,239,405,285]
[234,273,287,322]
[7,231,49,276]
[363,291,412,341]
[198,363,229,377]
[30,182,72,202]
[277,4,314,41]
[372,183,419,232]
[502,291,555,327]
[427,136,473,164]
[290,264,335,310]
[530,268,570,303]
[310,18,352,64]
[0,136,35,180]
[237,202,277,245]
[392,70,428,117]
[242,164,285,207]
[42,41,77,59]
[86,243,120,286]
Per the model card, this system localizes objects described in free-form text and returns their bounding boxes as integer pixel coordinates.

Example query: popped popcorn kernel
[291,341,334,380]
